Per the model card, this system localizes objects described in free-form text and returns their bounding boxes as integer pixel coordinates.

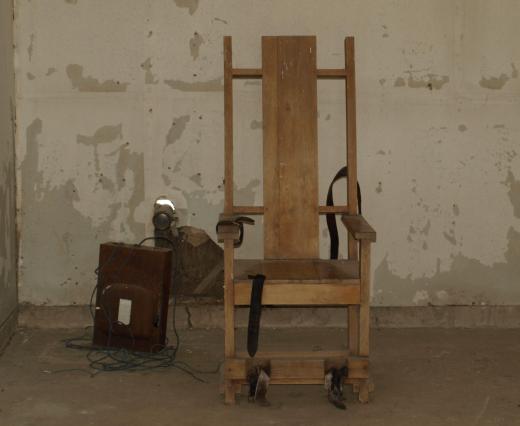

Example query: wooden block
[347,356,369,379]
[225,355,364,382]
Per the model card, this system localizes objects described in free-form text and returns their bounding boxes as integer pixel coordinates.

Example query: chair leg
[359,240,371,357]
[348,305,359,355]
[358,380,370,403]
[224,380,236,405]
[358,240,372,404]
[223,240,236,404]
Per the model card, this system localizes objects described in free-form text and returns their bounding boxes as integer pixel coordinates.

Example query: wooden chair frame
[218,36,376,404]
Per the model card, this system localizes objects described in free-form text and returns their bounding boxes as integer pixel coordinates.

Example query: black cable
[60,236,221,381]
[138,236,180,358]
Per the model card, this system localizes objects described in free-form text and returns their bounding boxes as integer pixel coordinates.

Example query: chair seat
[234,259,360,284]
[233,259,361,306]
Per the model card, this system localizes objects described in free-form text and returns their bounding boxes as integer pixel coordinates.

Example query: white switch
[118,298,132,325]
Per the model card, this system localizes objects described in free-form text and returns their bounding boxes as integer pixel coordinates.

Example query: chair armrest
[341,215,376,242]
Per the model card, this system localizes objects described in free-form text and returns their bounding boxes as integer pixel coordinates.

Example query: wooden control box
[93,242,172,352]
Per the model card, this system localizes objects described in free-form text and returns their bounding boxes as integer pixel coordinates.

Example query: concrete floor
[0,327,519,426]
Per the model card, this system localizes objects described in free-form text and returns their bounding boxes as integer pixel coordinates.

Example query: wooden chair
[217,36,376,405]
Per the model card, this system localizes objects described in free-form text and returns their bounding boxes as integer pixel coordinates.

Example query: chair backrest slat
[262,36,319,259]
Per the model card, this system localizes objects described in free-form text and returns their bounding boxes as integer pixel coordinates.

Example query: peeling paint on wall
[189,32,204,60]
[0,160,16,291]
[20,119,145,304]
[504,171,520,218]
[77,124,123,172]
[66,64,129,92]
[479,64,518,90]
[164,78,223,92]
[443,229,457,246]
[166,115,191,146]
[452,204,460,216]
[27,34,35,62]
[174,0,199,15]
[394,73,449,90]
[111,144,145,237]
[190,172,202,186]
[250,120,262,130]
[394,77,405,87]
[140,58,158,84]
[375,228,520,306]
[13,0,520,308]
[0,2,16,321]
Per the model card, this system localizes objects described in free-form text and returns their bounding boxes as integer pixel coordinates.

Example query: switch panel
[93,242,172,352]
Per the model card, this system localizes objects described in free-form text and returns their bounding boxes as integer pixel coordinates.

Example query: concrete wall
[14,0,520,307]
[0,0,18,348]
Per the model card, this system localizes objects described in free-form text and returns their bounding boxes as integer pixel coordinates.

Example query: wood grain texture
[341,214,377,241]
[231,68,346,79]
[359,239,371,357]
[348,305,360,355]
[317,68,347,78]
[220,36,374,402]
[224,37,233,214]
[345,37,359,260]
[225,356,367,381]
[231,205,350,214]
[232,68,262,78]
[234,259,360,282]
[262,36,319,259]
[235,350,350,359]
[234,282,360,305]
[223,239,235,357]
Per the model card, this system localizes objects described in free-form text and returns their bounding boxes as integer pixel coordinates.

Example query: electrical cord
[60,236,222,381]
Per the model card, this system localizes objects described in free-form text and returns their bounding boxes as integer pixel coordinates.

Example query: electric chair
[217,36,376,406]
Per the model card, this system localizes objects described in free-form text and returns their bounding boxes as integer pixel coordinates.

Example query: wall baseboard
[18,303,520,330]
[0,307,18,354]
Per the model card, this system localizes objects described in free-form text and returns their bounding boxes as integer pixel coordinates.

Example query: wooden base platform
[222,351,371,404]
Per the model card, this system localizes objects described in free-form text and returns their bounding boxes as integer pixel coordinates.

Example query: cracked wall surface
[0,0,18,339]
[13,0,520,306]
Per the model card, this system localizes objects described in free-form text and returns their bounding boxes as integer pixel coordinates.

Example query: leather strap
[247,274,266,357]
[216,216,255,248]
[326,166,362,260]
